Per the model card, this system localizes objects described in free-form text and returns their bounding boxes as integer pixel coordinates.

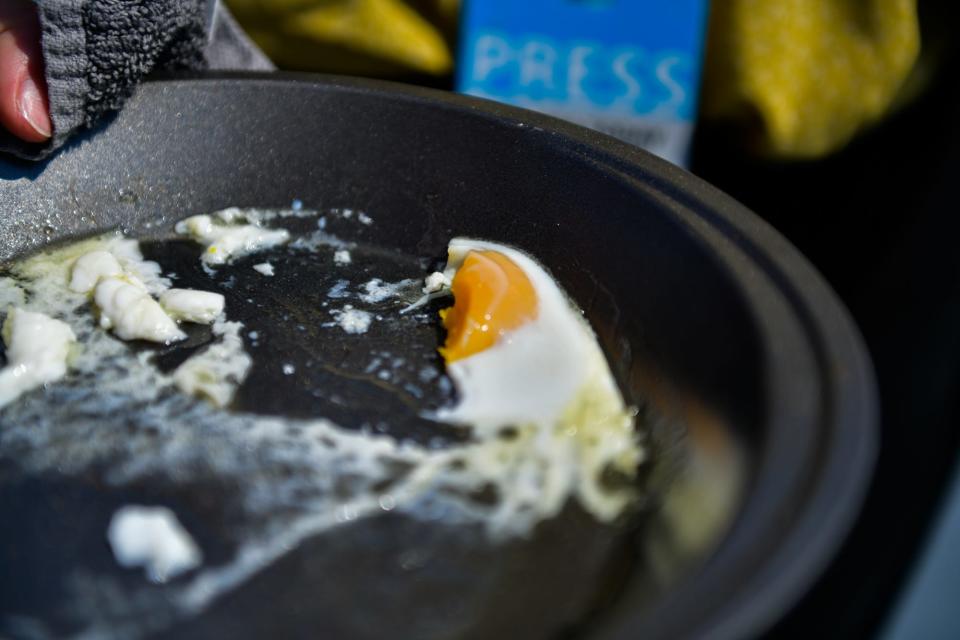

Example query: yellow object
[439,251,538,363]
[287,0,451,74]
[701,0,921,158]
[226,0,453,76]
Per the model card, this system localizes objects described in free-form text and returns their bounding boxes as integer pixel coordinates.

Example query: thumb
[0,0,51,143]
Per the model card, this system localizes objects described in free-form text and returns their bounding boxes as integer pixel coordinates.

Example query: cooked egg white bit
[7,233,251,408]
[252,262,275,276]
[329,305,373,334]
[67,241,228,345]
[399,271,453,314]
[175,209,291,266]
[160,289,225,325]
[172,319,252,407]
[102,236,172,296]
[423,271,451,293]
[69,250,123,293]
[107,505,202,583]
[0,225,645,633]
[95,276,186,343]
[0,308,76,409]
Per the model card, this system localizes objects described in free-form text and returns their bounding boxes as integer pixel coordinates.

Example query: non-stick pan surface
[0,73,876,640]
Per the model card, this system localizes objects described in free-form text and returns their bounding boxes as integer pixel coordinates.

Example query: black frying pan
[0,73,876,640]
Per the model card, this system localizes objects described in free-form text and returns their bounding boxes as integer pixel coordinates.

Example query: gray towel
[1,0,272,161]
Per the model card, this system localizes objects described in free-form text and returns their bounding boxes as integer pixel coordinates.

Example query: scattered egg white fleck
[332,305,373,334]
[333,249,352,265]
[327,279,350,299]
[398,272,452,314]
[0,308,76,409]
[107,505,202,583]
[357,212,373,225]
[160,289,225,324]
[359,278,418,304]
[253,262,275,276]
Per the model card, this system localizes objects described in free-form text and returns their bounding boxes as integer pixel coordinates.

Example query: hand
[0,0,50,143]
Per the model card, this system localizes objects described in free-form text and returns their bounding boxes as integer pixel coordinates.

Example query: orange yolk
[439,250,538,362]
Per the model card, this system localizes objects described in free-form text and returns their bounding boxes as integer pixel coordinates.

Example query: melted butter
[0,277,25,309]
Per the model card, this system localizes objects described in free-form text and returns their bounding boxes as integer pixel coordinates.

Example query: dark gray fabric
[0,0,209,161]
[31,0,89,160]
[81,0,208,122]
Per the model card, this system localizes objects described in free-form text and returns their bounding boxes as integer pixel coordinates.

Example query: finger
[0,1,50,142]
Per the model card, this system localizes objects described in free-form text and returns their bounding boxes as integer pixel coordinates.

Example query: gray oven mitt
[1,0,272,161]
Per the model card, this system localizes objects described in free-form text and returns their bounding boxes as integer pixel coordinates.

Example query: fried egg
[435,238,642,516]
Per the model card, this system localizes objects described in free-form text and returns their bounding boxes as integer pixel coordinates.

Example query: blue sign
[457,0,710,166]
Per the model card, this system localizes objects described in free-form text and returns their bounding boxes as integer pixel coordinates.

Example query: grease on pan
[0,208,646,635]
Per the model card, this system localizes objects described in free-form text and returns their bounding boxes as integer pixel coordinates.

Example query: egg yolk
[439,250,538,362]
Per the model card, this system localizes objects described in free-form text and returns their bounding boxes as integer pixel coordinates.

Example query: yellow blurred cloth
[229,0,921,159]
[701,0,921,158]
[226,0,456,76]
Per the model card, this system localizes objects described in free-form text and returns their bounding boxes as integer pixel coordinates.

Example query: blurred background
[222,1,959,637]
